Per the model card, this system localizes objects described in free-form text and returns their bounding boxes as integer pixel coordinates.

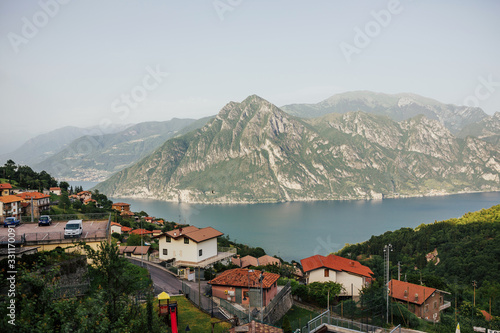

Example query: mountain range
[34,118,211,181]
[0,124,131,166]
[93,95,500,203]
[281,91,488,134]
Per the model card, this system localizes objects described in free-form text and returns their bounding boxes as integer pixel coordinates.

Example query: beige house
[0,195,22,219]
[154,225,234,267]
[301,254,373,299]
[110,222,122,234]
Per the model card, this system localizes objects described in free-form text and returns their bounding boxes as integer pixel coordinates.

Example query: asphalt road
[127,258,182,296]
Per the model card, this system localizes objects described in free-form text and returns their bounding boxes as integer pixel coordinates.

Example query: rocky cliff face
[95,95,500,203]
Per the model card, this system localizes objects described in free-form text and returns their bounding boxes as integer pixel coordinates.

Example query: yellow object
[157,292,170,300]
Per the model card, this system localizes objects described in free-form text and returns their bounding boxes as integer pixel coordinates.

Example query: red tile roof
[209,269,280,289]
[110,222,122,227]
[50,187,61,191]
[0,183,12,190]
[481,310,493,321]
[388,280,437,305]
[121,226,132,233]
[159,226,223,243]
[130,228,153,235]
[258,255,281,266]
[112,202,130,207]
[229,320,284,333]
[301,254,373,278]
[0,195,22,204]
[17,192,50,200]
[119,246,150,255]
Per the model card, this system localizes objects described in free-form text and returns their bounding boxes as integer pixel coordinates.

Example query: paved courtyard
[0,220,109,243]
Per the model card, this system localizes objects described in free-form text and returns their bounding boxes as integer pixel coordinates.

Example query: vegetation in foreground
[337,204,500,332]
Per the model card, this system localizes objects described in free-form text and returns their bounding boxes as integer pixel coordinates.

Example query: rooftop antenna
[384,244,393,324]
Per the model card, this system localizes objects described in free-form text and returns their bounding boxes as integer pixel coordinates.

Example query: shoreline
[105,189,500,205]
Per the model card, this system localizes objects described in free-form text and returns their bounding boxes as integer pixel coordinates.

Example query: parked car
[3,217,20,228]
[38,215,52,226]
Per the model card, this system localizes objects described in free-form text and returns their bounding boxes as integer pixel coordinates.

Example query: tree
[59,181,70,191]
[126,233,142,246]
[282,314,292,333]
[82,241,151,325]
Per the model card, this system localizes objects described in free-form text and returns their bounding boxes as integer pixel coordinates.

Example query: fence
[300,310,388,333]
[181,281,227,321]
[18,213,111,223]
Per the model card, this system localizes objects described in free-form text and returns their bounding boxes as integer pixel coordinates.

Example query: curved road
[127,258,182,296]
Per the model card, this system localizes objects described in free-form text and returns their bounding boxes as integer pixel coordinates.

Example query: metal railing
[301,310,388,333]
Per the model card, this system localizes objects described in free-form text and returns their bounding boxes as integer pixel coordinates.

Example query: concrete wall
[336,271,365,297]
[196,238,217,262]
[307,268,337,284]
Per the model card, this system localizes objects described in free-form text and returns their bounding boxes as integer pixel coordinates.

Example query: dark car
[4,217,20,228]
[38,215,52,226]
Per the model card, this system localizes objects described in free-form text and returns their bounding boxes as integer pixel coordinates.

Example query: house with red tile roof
[209,268,280,307]
[154,225,233,267]
[49,187,62,195]
[112,202,130,212]
[389,279,450,322]
[119,246,150,259]
[110,222,122,234]
[76,191,92,201]
[0,194,22,219]
[0,183,13,196]
[301,254,373,299]
[16,192,51,217]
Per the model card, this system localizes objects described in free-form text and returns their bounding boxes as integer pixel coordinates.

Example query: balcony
[440,301,451,311]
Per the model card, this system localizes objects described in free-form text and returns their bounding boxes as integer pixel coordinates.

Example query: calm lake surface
[102,192,500,262]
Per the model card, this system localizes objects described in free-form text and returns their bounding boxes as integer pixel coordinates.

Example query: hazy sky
[1,0,499,154]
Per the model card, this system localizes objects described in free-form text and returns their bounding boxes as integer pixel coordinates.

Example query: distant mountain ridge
[281,91,488,134]
[94,95,500,203]
[34,118,211,181]
[0,124,131,166]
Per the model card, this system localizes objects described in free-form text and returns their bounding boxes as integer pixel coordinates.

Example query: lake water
[99,191,500,262]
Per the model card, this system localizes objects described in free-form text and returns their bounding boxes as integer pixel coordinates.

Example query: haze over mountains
[4,91,499,203]
[94,94,500,203]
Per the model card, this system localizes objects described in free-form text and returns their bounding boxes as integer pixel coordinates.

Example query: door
[235,287,242,303]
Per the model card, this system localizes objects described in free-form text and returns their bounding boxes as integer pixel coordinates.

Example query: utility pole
[472,280,477,306]
[384,244,393,324]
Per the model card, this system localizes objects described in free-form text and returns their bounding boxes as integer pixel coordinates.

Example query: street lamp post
[384,244,393,324]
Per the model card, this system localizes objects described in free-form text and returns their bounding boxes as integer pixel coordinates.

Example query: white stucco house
[154,225,235,267]
[300,254,373,299]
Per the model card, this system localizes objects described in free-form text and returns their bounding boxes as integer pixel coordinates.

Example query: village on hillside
[2,172,495,333]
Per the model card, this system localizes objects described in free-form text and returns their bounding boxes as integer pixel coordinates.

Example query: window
[166,237,171,243]
[243,291,249,298]
[199,249,203,257]
[163,249,168,255]
[184,237,189,244]
[433,301,437,309]
[425,304,429,313]
[324,269,329,277]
